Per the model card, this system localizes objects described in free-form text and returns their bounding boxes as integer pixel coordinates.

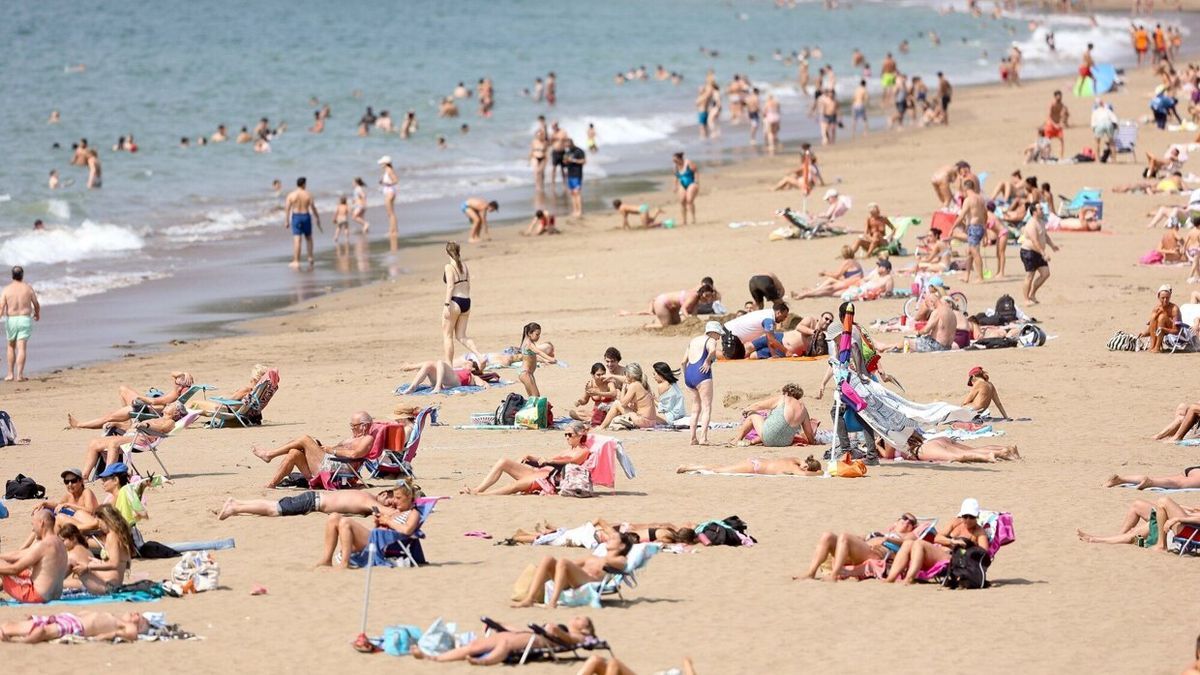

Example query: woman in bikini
[378,156,399,237]
[626,282,717,328]
[682,322,720,445]
[67,371,194,430]
[411,617,597,665]
[530,130,548,193]
[878,432,1020,464]
[461,422,592,496]
[672,151,699,225]
[730,384,816,447]
[318,483,421,568]
[517,322,556,397]
[1105,467,1200,491]
[463,198,498,243]
[351,177,369,233]
[1077,496,1199,545]
[797,513,920,581]
[597,363,657,430]
[511,533,637,608]
[568,363,619,424]
[66,505,133,594]
[676,455,822,476]
[442,242,481,363]
[402,358,492,394]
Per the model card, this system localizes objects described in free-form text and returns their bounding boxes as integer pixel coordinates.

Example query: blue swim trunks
[752,331,784,359]
[967,223,986,247]
[567,177,582,191]
[291,213,313,236]
[698,111,709,126]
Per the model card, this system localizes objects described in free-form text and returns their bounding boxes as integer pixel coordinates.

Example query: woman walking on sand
[442,242,481,363]
[673,152,699,226]
[378,156,399,236]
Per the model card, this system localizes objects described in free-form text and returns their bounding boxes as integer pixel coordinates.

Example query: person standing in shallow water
[284,177,322,269]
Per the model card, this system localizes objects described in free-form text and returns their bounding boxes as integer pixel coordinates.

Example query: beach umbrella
[351,540,379,653]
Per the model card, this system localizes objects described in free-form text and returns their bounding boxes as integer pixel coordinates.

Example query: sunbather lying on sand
[961,366,1009,419]
[189,364,270,416]
[727,384,816,446]
[317,483,421,568]
[877,432,1020,463]
[218,488,397,519]
[884,498,989,585]
[0,610,151,643]
[676,455,822,476]
[794,258,895,300]
[79,402,187,480]
[1154,400,1200,440]
[67,372,193,429]
[402,358,494,393]
[1076,496,1198,545]
[1046,206,1101,231]
[251,411,374,488]
[461,422,592,495]
[506,518,699,546]
[1104,467,1200,490]
[411,616,596,665]
[511,533,636,608]
[621,283,717,328]
[796,512,920,581]
[1113,171,1184,194]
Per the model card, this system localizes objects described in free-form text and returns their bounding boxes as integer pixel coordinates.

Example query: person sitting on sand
[1077,495,1198,546]
[250,411,374,488]
[796,512,920,581]
[624,283,718,328]
[410,617,596,664]
[1145,146,1184,179]
[189,364,271,417]
[1113,171,1185,195]
[911,295,957,352]
[402,358,494,393]
[612,199,665,229]
[1021,127,1053,164]
[877,432,1020,463]
[650,362,686,425]
[510,533,636,608]
[598,363,657,430]
[850,204,895,257]
[218,488,397,520]
[36,468,99,530]
[79,402,188,481]
[729,384,816,446]
[0,510,68,604]
[568,363,619,424]
[67,372,194,429]
[794,258,893,300]
[1106,467,1200,491]
[0,610,152,643]
[517,322,557,397]
[64,505,132,595]
[461,422,593,495]
[884,498,989,584]
[317,483,421,568]
[908,230,959,274]
[1139,284,1182,353]
[677,455,822,476]
[789,246,861,300]
[962,366,1009,419]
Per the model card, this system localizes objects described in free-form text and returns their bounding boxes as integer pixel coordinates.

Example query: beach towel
[924,426,1004,441]
[847,377,976,449]
[681,470,818,478]
[394,381,512,396]
[161,537,236,552]
[1176,438,1200,446]
[1116,483,1200,493]
[0,582,169,607]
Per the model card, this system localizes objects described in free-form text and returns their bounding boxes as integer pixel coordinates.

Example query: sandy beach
[5,33,1200,675]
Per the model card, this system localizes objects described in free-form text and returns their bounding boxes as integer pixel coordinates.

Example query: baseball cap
[876,258,892,270]
[96,462,128,479]
[927,275,947,288]
[959,497,981,518]
[704,320,723,335]
[376,155,392,165]
[60,468,84,481]
[967,366,984,386]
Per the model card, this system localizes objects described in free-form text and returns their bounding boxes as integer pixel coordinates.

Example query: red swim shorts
[1043,122,1063,139]
[2,571,45,604]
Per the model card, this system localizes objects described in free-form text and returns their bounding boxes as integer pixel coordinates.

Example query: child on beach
[518,322,556,397]
[332,196,350,243]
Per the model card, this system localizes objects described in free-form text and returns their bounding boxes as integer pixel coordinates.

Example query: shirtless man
[1044,90,1070,158]
[851,204,894,257]
[931,160,970,208]
[549,123,569,188]
[880,52,898,101]
[1,266,40,382]
[1141,284,1182,352]
[954,179,988,283]
[818,89,839,145]
[218,488,396,519]
[612,199,664,229]
[70,139,89,166]
[745,87,761,144]
[0,511,68,604]
[850,79,869,137]
[251,411,373,488]
[936,71,952,125]
[913,296,957,351]
[0,610,151,643]
[1019,204,1058,305]
[885,498,990,585]
[283,177,322,269]
[962,366,1009,419]
[211,124,228,142]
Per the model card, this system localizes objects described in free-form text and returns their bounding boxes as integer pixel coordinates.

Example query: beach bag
[170,551,220,593]
[967,336,1018,350]
[973,294,1017,326]
[836,453,868,478]
[720,327,745,359]
[1017,324,1046,347]
[511,564,543,603]
[696,516,757,547]
[0,411,15,446]
[418,618,457,656]
[382,625,423,656]
[1140,249,1164,265]
[515,397,550,429]
[942,545,991,589]
[1107,330,1139,352]
[557,464,594,498]
[5,474,44,500]
[493,393,526,426]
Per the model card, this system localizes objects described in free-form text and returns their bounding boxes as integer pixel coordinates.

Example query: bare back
[285,188,314,215]
[1,281,37,317]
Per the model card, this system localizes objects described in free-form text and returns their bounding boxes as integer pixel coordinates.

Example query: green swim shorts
[5,315,32,342]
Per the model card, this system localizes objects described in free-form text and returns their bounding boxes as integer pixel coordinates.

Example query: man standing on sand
[937,72,952,125]
[563,139,587,218]
[1,266,40,382]
[0,510,68,604]
[284,177,322,269]
[1019,204,1059,306]
[953,179,988,283]
[1045,90,1070,159]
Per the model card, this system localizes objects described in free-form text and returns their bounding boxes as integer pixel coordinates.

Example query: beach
[3,3,1200,674]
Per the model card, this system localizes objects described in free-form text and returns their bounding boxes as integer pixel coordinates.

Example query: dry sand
[3,62,1200,674]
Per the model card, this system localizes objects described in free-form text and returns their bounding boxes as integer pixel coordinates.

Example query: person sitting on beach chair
[79,402,187,481]
[850,204,895,257]
[410,616,597,665]
[316,482,422,568]
[0,610,152,643]
[189,364,271,417]
[67,372,194,430]
[884,498,990,585]
[460,421,593,495]
[250,411,374,488]
[1077,495,1198,546]
[796,511,921,581]
[510,533,636,608]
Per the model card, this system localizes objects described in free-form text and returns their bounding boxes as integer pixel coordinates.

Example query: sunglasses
[961,514,978,520]
[899,515,917,526]
[63,477,81,485]
[564,432,578,438]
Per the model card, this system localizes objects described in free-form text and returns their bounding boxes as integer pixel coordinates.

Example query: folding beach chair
[365,404,439,480]
[1055,188,1102,219]
[877,216,920,256]
[92,412,203,481]
[129,384,213,423]
[358,497,445,568]
[1114,121,1137,162]
[550,543,662,608]
[1162,322,1198,353]
[1172,523,1200,556]
[476,617,614,666]
[207,369,279,428]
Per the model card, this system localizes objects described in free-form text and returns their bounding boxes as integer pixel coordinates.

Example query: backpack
[5,474,45,500]
[696,515,757,547]
[942,544,991,589]
[973,294,1017,326]
[514,397,552,429]
[557,464,594,498]
[493,393,526,426]
[0,411,15,447]
[1017,323,1046,347]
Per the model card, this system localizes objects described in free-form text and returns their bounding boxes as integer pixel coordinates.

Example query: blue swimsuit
[677,164,696,189]
[684,344,712,389]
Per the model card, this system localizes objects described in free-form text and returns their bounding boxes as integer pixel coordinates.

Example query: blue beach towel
[394,381,512,396]
[0,584,167,607]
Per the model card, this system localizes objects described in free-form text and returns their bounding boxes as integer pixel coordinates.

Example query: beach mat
[1116,483,1200,493]
[394,381,513,396]
[0,584,168,607]
[162,537,236,552]
[682,470,817,478]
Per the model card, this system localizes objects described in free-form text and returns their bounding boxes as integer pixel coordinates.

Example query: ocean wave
[161,210,276,243]
[556,114,692,147]
[35,270,169,306]
[0,220,145,266]
[46,198,71,220]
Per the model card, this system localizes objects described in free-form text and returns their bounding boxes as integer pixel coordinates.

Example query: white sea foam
[557,114,692,147]
[161,210,275,243]
[0,220,145,266]
[46,199,71,220]
[35,271,169,306]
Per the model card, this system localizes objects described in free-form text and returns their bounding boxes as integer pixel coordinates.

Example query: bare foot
[510,599,533,608]
[3,375,11,382]
[1103,474,1122,488]
[217,497,235,521]
[410,645,427,660]
[1006,445,1021,460]
[66,413,78,429]
[14,377,25,382]
[312,561,332,569]
[1076,529,1095,543]
[251,446,271,463]
[690,438,699,446]
[288,261,300,269]
[675,465,694,474]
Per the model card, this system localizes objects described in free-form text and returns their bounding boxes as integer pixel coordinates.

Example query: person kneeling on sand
[317,483,421,568]
[510,534,636,608]
[612,199,665,229]
[218,488,397,520]
[0,610,151,643]
[411,617,596,665]
[460,422,592,495]
[251,411,374,488]
[0,510,68,604]
[1077,495,1198,546]
[728,384,816,446]
[796,512,920,581]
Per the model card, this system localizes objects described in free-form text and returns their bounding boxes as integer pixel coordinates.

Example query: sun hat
[377,155,392,165]
[959,497,981,518]
[823,188,838,200]
[60,468,84,481]
[704,320,723,335]
[1158,284,1172,295]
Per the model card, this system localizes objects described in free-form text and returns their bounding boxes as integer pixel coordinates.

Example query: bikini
[444,268,471,312]
[380,172,397,197]
[684,342,712,389]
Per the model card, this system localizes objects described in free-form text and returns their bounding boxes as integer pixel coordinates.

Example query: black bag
[0,411,15,446]
[494,393,526,426]
[5,474,45,500]
[965,336,1018,350]
[136,541,181,559]
[720,328,745,360]
[972,294,1017,326]
[942,544,991,589]
[697,515,757,547]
